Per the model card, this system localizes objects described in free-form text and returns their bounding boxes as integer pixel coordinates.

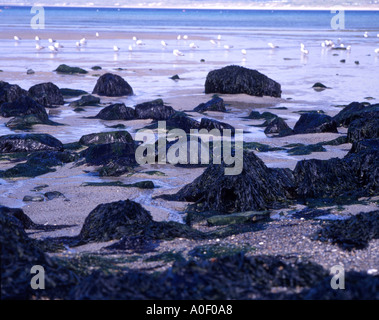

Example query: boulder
[0,134,64,153]
[79,131,134,146]
[55,64,88,74]
[94,103,135,120]
[0,95,48,121]
[199,118,235,134]
[194,97,226,113]
[145,112,200,133]
[28,82,64,107]
[92,73,133,97]
[347,117,379,144]
[264,117,293,137]
[134,99,176,120]
[247,111,277,120]
[69,95,100,107]
[59,88,88,97]
[333,102,379,127]
[160,151,296,212]
[0,81,28,105]
[205,65,281,98]
[350,139,379,154]
[293,113,338,134]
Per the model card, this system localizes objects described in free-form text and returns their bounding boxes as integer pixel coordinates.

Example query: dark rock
[0,205,36,229]
[59,88,88,97]
[26,69,35,75]
[91,66,102,70]
[347,117,379,144]
[82,180,155,189]
[55,64,88,74]
[170,74,180,80]
[287,144,327,156]
[79,131,134,146]
[205,65,281,98]
[350,139,379,154]
[0,150,77,178]
[0,81,28,105]
[80,142,137,176]
[94,103,135,120]
[44,191,65,200]
[0,134,63,153]
[0,95,48,120]
[28,82,64,107]
[160,151,296,212]
[135,99,176,120]
[144,112,201,133]
[69,95,100,107]
[333,102,379,127]
[264,117,293,137]
[194,97,226,113]
[207,211,270,226]
[320,136,348,146]
[23,195,45,202]
[293,113,338,134]
[315,211,379,250]
[247,111,277,120]
[92,73,133,97]
[199,118,235,134]
[104,235,159,253]
[312,82,327,90]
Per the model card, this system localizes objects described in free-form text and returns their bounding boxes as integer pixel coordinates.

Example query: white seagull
[48,38,56,43]
[35,44,45,50]
[364,32,368,38]
[14,36,21,41]
[241,49,247,55]
[113,45,120,52]
[210,39,217,45]
[96,32,99,37]
[35,36,40,41]
[375,48,379,54]
[189,42,199,49]
[54,42,64,49]
[183,35,188,40]
[128,45,133,51]
[224,44,233,50]
[48,45,58,52]
[300,43,309,55]
[136,39,145,46]
[177,35,181,40]
[268,42,279,49]
[173,49,184,56]
[217,35,222,40]
[161,40,168,47]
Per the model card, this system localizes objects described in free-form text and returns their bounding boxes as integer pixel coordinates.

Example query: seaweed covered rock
[0,150,77,178]
[333,102,379,127]
[0,134,64,153]
[80,142,137,176]
[205,65,281,98]
[55,64,88,74]
[0,81,28,105]
[0,205,36,229]
[347,117,379,144]
[294,149,379,200]
[247,111,277,121]
[134,99,176,120]
[69,95,100,107]
[160,151,296,212]
[92,73,133,97]
[199,118,235,134]
[145,112,200,133]
[59,88,88,97]
[315,211,379,250]
[28,82,64,107]
[94,103,135,120]
[79,131,134,146]
[293,113,338,134]
[264,117,293,137]
[194,96,226,113]
[350,138,379,154]
[0,95,48,120]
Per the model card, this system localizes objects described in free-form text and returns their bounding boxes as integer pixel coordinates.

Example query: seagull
[136,39,145,46]
[241,49,247,55]
[224,44,233,50]
[76,41,81,48]
[183,35,188,40]
[54,42,64,49]
[35,44,45,50]
[113,45,120,52]
[173,49,184,56]
[177,35,181,40]
[48,38,56,43]
[217,35,222,40]
[210,39,217,45]
[96,32,99,37]
[79,38,87,45]
[161,40,168,47]
[48,45,58,52]
[375,48,379,54]
[14,36,21,41]
[132,36,138,41]
[189,42,199,49]
[364,32,368,38]
[128,45,133,51]
[35,36,40,41]
[300,43,309,55]
[268,42,279,49]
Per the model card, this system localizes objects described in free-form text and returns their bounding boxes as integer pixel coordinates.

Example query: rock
[247,111,277,120]
[26,69,35,75]
[207,211,270,226]
[293,113,338,134]
[347,117,379,144]
[170,74,180,80]
[165,112,200,133]
[264,117,293,137]
[0,150,77,178]
[160,151,296,212]
[69,95,100,107]
[0,95,48,120]
[23,195,45,202]
[91,66,102,70]
[294,148,379,200]
[199,118,235,134]
[0,134,64,153]
[92,73,133,97]
[28,82,64,107]
[312,82,327,90]
[194,97,226,113]
[350,139,379,154]
[82,180,155,189]
[205,65,281,98]
[315,211,379,250]
[134,99,176,120]
[94,103,135,120]
[79,131,134,146]
[55,64,88,74]
[44,191,65,200]
[80,142,137,176]
[287,144,326,156]
[332,102,379,127]
[59,88,88,97]
[0,205,36,229]
[0,81,28,105]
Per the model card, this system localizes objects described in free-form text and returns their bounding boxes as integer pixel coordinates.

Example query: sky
[0,0,378,9]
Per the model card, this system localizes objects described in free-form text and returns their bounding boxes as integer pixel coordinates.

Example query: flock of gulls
[12,31,379,57]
